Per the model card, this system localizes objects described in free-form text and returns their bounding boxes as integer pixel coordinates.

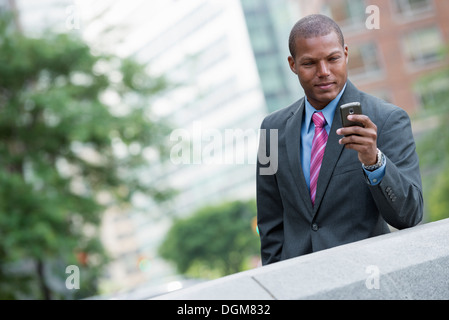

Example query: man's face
[288,32,348,109]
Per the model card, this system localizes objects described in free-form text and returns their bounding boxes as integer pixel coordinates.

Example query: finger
[337,125,375,138]
[347,114,376,129]
[337,125,365,137]
[338,134,373,146]
[342,142,372,155]
[337,122,377,138]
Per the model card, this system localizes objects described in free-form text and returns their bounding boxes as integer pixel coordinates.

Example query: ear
[288,56,297,74]
[344,44,349,64]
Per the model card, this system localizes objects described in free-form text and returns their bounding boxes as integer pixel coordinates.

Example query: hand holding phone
[337,102,378,166]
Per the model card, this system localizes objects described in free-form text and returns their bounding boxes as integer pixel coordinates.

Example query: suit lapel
[312,81,361,216]
[285,98,314,214]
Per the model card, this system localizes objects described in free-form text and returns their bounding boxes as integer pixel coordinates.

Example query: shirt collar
[304,82,347,133]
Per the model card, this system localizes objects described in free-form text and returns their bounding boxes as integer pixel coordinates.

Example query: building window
[324,0,366,31]
[392,0,433,17]
[251,28,273,52]
[402,26,443,67]
[348,42,383,78]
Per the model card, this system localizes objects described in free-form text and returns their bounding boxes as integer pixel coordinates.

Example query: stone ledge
[153,218,449,300]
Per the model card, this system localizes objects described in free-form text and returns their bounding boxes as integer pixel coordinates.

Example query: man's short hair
[289,14,345,58]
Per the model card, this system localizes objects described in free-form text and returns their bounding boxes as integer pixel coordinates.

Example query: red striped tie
[310,112,328,206]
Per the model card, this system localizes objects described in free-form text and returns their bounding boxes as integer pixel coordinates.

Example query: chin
[316,91,338,103]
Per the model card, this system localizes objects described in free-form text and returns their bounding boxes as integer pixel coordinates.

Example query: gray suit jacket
[256,80,423,265]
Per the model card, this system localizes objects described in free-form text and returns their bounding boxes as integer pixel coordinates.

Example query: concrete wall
[153,218,449,300]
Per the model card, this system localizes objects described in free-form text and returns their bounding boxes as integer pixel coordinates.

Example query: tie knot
[312,112,326,129]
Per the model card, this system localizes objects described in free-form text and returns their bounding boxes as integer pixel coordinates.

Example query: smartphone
[340,102,363,127]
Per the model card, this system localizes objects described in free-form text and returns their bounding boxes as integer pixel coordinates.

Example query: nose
[317,61,330,77]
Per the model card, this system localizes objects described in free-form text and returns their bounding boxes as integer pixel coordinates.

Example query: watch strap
[363,148,384,171]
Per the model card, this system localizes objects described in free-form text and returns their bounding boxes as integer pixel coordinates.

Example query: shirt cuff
[362,161,386,185]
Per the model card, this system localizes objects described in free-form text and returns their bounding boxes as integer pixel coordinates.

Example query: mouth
[315,82,335,90]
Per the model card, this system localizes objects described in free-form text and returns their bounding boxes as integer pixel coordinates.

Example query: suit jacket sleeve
[368,107,423,229]
[256,117,284,265]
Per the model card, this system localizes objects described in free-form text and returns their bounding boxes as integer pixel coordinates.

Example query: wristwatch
[362,148,385,171]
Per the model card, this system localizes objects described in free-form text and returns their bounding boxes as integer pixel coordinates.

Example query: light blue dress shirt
[300,83,385,189]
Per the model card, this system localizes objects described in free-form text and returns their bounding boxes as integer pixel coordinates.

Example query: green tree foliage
[414,63,449,222]
[159,200,260,279]
[0,14,174,299]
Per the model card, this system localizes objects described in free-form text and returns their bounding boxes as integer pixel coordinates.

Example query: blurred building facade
[289,0,449,115]
[2,0,75,34]
[240,0,302,113]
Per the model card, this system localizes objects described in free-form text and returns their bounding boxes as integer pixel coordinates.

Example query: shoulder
[356,88,409,123]
[345,80,405,116]
[357,90,412,138]
[260,98,304,129]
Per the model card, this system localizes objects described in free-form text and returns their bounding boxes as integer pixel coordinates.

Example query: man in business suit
[256,14,423,265]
